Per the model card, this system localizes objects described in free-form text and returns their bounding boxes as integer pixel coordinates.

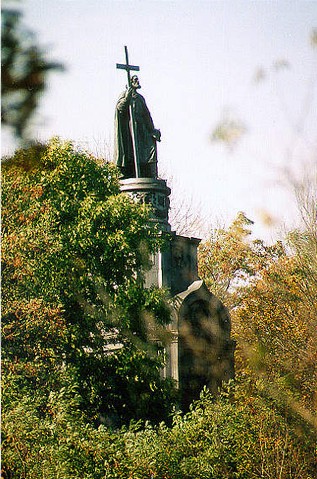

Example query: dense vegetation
[198,211,317,417]
[1,139,177,475]
[2,140,316,478]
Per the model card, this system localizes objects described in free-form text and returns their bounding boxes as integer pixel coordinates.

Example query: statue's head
[131,75,141,89]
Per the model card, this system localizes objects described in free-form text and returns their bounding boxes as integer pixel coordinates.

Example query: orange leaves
[3,298,67,362]
[198,211,317,415]
[232,250,317,412]
[30,185,44,198]
[12,255,22,268]
[198,212,271,307]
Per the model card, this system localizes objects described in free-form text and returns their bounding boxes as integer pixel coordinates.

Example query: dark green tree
[1,6,63,138]
[1,138,176,436]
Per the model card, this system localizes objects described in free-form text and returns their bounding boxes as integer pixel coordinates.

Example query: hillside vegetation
[2,139,316,478]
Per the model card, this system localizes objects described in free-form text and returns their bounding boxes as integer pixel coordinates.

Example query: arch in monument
[171,280,235,409]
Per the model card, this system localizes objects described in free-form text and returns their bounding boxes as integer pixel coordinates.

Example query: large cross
[116,46,140,87]
[116,46,141,177]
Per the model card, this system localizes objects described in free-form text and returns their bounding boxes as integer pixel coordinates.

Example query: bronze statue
[115,48,161,178]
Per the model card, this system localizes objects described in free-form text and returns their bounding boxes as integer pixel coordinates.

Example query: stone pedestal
[120,176,235,408]
[120,177,171,231]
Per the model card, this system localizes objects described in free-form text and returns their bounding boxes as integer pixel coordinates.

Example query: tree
[99,385,316,479]
[3,380,315,478]
[1,138,176,435]
[198,211,284,308]
[1,6,63,139]
[198,208,317,424]
[234,181,317,416]
[232,248,317,417]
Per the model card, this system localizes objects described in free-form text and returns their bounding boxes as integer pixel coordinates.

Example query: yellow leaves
[17,210,39,224]
[199,209,317,414]
[257,209,277,227]
[10,178,21,189]
[232,249,317,412]
[3,298,68,352]
[198,213,261,306]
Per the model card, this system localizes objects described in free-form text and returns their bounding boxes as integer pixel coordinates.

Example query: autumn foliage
[1,141,316,477]
[199,211,317,425]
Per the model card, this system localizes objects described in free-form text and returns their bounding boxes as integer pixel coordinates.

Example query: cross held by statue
[116,46,140,87]
[115,46,159,179]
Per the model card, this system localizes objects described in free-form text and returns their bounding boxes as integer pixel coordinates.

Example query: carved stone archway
[167,280,235,409]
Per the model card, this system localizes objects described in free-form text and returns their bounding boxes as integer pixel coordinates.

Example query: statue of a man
[114,75,161,178]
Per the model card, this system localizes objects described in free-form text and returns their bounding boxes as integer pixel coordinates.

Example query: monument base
[120,177,171,231]
[120,177,235,410]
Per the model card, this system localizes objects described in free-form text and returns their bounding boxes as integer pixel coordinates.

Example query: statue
[115,48,161,179]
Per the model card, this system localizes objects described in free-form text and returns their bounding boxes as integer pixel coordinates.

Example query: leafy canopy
[2,138,176,430]
[199,211,317,421]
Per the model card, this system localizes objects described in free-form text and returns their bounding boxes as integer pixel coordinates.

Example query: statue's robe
[114,89,158,178]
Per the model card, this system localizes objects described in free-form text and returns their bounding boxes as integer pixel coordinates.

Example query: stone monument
[115,47,235,408]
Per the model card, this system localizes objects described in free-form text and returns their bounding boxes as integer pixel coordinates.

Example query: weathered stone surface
[119,176,235,408]
[120,177,171,231]
[169,280,235,409]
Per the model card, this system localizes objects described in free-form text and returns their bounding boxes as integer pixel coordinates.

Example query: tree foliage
[1,6,63,138]
[2,382,315,479]
[1,138,176,437]
[2,140,316,477]
[198,212,284,308]
[198,210,317,423]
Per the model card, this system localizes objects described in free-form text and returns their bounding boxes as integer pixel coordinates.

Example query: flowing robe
[114,89,159,178]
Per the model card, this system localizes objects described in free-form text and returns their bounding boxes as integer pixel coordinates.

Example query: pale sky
[2,0,317,242]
